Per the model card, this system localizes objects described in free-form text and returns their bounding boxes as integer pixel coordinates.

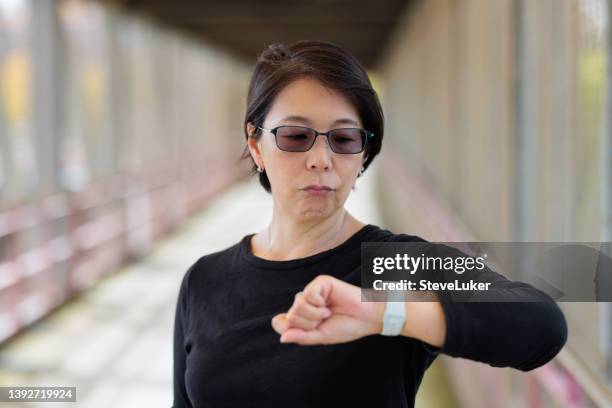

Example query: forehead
[266,76,361,127]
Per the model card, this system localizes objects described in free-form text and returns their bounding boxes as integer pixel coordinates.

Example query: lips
[303,184,333,191]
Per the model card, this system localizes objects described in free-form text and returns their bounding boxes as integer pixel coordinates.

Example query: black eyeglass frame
[256,125,375,154]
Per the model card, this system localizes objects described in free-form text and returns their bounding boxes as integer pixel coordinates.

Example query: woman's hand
[271,274,385,345]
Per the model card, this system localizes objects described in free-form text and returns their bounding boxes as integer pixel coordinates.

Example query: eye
[331,130,360,143]
[286,133,308,139]
[277,127,312,140]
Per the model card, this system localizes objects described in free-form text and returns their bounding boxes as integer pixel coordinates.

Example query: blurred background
[0,0,610,407]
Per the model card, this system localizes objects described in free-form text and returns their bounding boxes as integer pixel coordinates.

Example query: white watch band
[381,290,406,336]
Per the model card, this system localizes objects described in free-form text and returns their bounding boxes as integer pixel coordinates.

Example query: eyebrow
[280,115,360,127]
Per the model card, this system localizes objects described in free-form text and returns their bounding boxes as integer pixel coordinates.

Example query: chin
[296,205,333,220]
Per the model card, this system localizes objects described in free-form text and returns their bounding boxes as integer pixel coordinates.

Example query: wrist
[368,301,387,335]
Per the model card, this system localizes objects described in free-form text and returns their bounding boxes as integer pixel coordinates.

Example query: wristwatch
[381,289,406,336]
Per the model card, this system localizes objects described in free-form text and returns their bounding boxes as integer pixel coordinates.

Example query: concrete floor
[0,167,456,407]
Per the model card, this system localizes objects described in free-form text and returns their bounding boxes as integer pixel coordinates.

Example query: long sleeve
[437,297,568,371]
[172,266,194,408]
[424,245,569,371]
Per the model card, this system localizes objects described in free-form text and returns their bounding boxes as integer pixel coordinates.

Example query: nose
[306,134,333,170]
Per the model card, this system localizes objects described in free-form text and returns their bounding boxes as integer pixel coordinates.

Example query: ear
[246,122,264,166]
[246,122,256,138]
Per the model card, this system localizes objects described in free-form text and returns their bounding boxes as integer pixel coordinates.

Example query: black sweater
[172,224,568,408]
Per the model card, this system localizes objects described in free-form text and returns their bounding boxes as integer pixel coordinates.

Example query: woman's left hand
[271,274,384,345]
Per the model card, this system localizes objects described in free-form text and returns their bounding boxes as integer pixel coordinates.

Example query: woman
[172,40,567,408]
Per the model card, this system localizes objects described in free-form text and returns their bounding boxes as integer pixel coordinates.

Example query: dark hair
[240,40,384,193]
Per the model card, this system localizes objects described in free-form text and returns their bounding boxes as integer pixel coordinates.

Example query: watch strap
[381,289,406,336]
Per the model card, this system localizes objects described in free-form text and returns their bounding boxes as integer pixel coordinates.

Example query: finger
[286,311,322,331]
[280,328,330,345]
[271,313,289,335]
[289,295,332,321]
[309,274,362,316]
[302,285,326,307]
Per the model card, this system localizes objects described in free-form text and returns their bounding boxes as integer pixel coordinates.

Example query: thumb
[280,327,330,345]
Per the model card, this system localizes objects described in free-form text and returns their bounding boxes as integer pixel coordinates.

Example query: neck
[261,208,359,260]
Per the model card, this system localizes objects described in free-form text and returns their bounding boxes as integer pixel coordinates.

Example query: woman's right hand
[271,274,385,346]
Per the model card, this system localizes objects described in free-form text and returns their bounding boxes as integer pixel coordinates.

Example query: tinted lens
[275,126,316,152]
[329,128,365,154]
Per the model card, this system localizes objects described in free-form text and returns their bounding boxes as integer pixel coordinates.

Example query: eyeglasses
[257,125,374,154]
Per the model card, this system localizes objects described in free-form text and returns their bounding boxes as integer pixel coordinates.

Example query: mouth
[302,184,334,191]
[302,184,335,196]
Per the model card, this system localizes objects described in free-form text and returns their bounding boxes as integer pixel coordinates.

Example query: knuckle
[304,287,318,299]
[314,274,330,283]
[316,274,335,288]
[286,312,300,326]
[291,302,304,315]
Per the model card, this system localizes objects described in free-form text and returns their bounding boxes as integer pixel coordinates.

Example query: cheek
[266,153,300,186]
[339,162,361,182]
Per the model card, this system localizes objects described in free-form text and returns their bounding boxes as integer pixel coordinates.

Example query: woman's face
[247,76,366,221]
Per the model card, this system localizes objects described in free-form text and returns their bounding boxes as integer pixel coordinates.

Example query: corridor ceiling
[114,0,412,69]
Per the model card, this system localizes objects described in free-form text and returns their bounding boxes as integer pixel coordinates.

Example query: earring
[357,166,365,177]
[256,165,264,173]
